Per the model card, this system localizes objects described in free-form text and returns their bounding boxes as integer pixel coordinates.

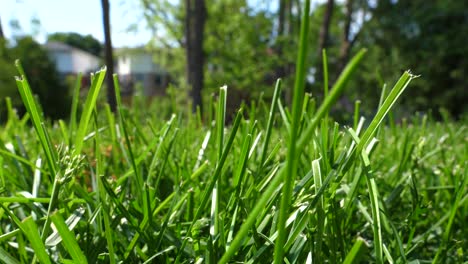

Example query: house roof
[44,41,101,60]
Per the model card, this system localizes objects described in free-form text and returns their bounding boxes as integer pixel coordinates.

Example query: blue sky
[0,1,329,48]
[0,0,152,47]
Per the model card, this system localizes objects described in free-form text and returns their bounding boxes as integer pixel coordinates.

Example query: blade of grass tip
[15,62,66,242]
[69,72,83,146]
[211,85,227,251]
[50,212,88,264]
[74,67,106,155]
[356,71,416,153]
[194,131,211,170]
[260,78,281,167]
[217,85,227,158]
[296,49,367,153]
[14,61,58,179]
[274,0,311,263]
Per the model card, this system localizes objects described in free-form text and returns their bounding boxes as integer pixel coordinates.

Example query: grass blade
[69,72,83,146]
[74,68,106,155]
[50,212,88,264]
[0,247,20,264]
[259,79,282,167]
[343,238,367,264]
[14,61,58,179]
[274,0,311,262]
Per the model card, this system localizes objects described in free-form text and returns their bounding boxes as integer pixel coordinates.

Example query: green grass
[1,3,467,263]
[1,61,466,263]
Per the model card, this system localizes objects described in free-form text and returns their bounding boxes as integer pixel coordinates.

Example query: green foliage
[143,0,280,109]
[142,0,466,119]
[352,0,468,117]
[47,32,103,57]
[0,37,71,120]
[204,1,276,94]
[0,42,21,121]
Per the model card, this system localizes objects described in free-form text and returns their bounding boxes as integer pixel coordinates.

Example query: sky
[0,0,331,48]
[0,0,153,48]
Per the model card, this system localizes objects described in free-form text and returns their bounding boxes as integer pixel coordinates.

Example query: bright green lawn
[0,0,466,261]
[0,64,466,263]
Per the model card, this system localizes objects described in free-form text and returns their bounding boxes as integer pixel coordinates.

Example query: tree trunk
[316,0,334,84]
[283,0,295,104]
[185,0,206,113]
[0,15,5,41]
[101,0,117,112]
[278,0,286,38]
[275,0,287,80]
[337,0,354,74]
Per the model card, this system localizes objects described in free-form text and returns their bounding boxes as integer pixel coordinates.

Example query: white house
[115,48,170,96]
[44,41,101,76]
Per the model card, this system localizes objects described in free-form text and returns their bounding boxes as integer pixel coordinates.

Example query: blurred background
[0,0,466,121]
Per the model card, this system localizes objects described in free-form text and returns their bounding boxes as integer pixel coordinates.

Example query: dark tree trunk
[282,0,296,104]
[278,0,286,38]
[316,0,334,83]
[0,15,5,41]
[101,0,117,112]
[185,0,206,113]
[337,0,355,74]
[275,0,287,79]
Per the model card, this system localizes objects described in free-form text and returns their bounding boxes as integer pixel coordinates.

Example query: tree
[185,0,206,113]
[0,37,71,120]
[275,0,297,103]
[0,15,5,41]
[355,0,468,117]
[47,32,103,56]
[101,0,117,112]
[141,0,207,112]
[316,0,334,83]
[141,1,277,103]
[337,0,353,73]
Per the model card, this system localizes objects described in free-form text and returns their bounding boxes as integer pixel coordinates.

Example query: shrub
[0,37,71,120]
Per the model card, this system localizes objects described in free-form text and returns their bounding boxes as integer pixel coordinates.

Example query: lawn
[0,59,466,263]
[0,1,466,261]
